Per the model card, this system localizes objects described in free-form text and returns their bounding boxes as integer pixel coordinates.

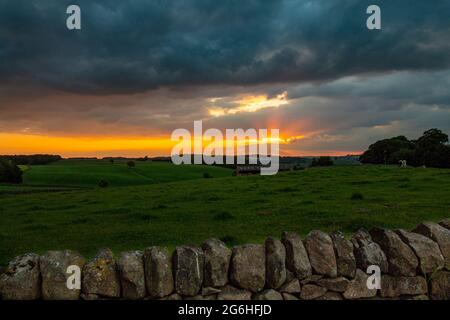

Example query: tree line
[0,154,61,165]
[360,128,450,168]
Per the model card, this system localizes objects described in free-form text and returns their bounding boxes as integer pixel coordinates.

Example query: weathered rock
[117,251,145,299]
[217,285,252,300]
[281,232,312,279]
[279,279,301,294]
[380,275,427,298]
[299,284,327,300]
[282,292,299,300]
[265,237,286,289]
[82,249,121,298]
[300,274,323,285]
[202,286,221,296]
[414,222,450,269]
[144,246,174,298]
[429,270,450,300]
[370,228,418,276]
[80,293,102,300]
[315,292,343,300]
[230,244,265,292]
[439,219,450,231]
[405,295,429,300]
[330,232,356,278]
[173,246,204,296]
[285,269,295,283]
[253,289,283,300]
[305,230,337,277]
[0,253,40,300]
[343,269,377,299]
[161,293,182,300]
[352,229,388,273]
[187,294,217,300]
[40,250,85,300]
[202,239,231,288]
[317,277,350,292]
[396,229,445,274]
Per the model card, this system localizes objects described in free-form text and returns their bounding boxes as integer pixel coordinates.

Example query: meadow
[19,159,232,188]
[0,161,449,265]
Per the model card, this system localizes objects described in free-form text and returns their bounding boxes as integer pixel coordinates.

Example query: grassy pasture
[20,159,232,188]
[0,164,449,265]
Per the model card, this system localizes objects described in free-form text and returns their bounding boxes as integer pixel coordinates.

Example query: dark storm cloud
[1,0,450,93]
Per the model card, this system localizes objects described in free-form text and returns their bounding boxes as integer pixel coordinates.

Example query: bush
[98,180,109,188]
[351,192,364,200]
[203,172,212,179]
[126,160,135,168]
[0,160,23,184]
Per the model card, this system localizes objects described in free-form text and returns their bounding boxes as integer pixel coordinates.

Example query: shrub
[126,160,135,168]
[351,192,364,200]
[98,179,109,188]
[203,172,212,179]
[0,159,23,184]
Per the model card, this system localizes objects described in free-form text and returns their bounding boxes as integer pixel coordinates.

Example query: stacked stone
[0,219,449,300]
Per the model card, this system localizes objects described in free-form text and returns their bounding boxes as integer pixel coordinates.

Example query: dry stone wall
[1,219,450,300]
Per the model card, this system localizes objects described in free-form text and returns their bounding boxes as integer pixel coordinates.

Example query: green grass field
[0,162,449,265]
[20,159,232,188]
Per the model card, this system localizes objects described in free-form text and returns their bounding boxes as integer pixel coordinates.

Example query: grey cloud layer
[1,1,449,154]
[1,0,450,93]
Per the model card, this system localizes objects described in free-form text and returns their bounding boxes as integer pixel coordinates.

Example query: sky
[0,0,449,157]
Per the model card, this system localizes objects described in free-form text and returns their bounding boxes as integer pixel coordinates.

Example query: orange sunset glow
[0,131,317,158]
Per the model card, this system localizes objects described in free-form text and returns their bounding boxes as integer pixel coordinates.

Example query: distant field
[0,164,449,265]
[20,159,232,188]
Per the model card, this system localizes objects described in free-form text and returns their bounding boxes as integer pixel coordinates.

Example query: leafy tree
[416,128,448,145]
[388,148,416,165]
[415,129,450,168]
[360,136,414,164]
[0,159,23,183]
[360,129,449,168]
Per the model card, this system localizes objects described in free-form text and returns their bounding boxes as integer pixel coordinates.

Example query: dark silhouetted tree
[360,136,414,164]
[0,159,23,183]
[360,129,449,168]
[415,129,450,168]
